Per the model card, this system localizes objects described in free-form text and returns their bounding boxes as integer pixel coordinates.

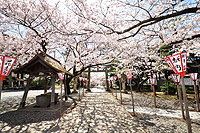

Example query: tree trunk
[64,76,72,95]
[87,68,91,92]
[105,69,110,91]
[73,77,78,93]
[122,76,127,93]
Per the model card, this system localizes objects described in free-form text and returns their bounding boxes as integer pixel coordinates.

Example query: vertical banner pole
[152,85,156,108]
[181,77,192,133]
[116,80,117,99]
[82,81,84,97]
[0,81,3,102]
[119,80,122,104]
[111,80,113,95]
[177,84,185,120]
[79,82,81,100]
[60,81,63,119]
[194,80,200,112]
[129,78,135,115]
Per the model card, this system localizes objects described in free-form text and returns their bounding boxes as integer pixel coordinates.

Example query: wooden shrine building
[14,52,73,109]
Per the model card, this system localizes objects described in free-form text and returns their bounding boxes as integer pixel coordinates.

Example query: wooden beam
[19,77,33,108]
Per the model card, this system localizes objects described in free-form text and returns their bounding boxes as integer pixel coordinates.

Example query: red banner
[0,55,16,81]
[57,72,65,81]
[164,52,187,77]
[124,71,132,80]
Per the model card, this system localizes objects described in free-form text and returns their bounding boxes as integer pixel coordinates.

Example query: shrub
[161,79,177,95]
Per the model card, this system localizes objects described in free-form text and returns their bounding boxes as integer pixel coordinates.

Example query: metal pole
[0,81,3,102]
[181,77,192,133]
[194,80,200,112]
[119,80,122,104]
[177,84,185,120]
[129,79,135,115]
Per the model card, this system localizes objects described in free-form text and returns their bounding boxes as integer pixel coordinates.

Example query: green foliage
[186,86,195,94]
[30,77,48,90]
[161,79,177,95]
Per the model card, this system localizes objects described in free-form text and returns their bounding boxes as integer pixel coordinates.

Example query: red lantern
[0,55,17,81]
[117,74,121,79]
[171,74,180,85]
[57,72,65,81]
[124,71,132,80]
[189,73,198,81]
[164,52,187,77]
[150,78,156,86]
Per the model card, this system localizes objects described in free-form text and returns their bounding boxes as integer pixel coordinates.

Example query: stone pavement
[1,87,200,132]
[48,87,199,133]
[124,105,200,120]
[54,87,146,132]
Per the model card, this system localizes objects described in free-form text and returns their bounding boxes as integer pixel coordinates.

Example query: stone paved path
[49,87,199,133]
[55,87,146,132]
[1,87,200,133]
[124,105,200,120]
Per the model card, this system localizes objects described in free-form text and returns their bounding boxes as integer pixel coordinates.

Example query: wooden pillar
[19,77,32,108]
[50,75,56,108]
[8,72,13,88]
[20,74,24,88]
[87,68,91,91]
[44,77,48,93]
[17,74,20,87]
[64,75,68,101]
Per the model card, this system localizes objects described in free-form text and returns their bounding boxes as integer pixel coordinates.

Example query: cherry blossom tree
[1,0,200,93]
